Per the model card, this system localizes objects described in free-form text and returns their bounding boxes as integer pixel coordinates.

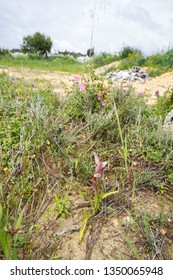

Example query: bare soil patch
[30,189,173,260]
[115,71,173,104]
[0,67,74,97]
[1,65,173,105]
[94,61,121,75]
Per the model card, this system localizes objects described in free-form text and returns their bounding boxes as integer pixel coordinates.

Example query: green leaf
[101,190,118,199]
[15,206,25,229]
[79,211,91,242]
[13,206,26,245]
[0,203,3,222]
[75,158,78,169]
[0,231,11,259]
[93,194,101,214]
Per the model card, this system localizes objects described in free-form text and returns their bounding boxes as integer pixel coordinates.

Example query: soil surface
[113,71,173,104]
[30,190,173,260]
[1,65,173,104]
[1,64,173,260]
[0,67,74,98]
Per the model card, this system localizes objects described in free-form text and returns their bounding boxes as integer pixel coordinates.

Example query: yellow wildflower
[3,167,8,172]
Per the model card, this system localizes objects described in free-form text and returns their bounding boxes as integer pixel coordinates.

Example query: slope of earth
[122,71,173,104]
[94,61,121,75]
[102,69,173,104]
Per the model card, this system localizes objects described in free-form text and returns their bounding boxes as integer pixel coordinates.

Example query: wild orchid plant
[91,151,118,198]
[73,75,88,91]
[92,152,108,193]
[79,152,118,242]
[72,74,109,114]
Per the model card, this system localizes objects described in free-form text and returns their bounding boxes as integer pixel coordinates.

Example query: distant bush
[91,52,120,68]
[120,46,143,59]
[10,48,21,53]
[145,48,173,68]
[118,52,146,70]
[0,48,12,58]
[27,53,43,60]
[58,50,86,58]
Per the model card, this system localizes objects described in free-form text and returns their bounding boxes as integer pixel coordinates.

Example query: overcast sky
[0,0,173,55]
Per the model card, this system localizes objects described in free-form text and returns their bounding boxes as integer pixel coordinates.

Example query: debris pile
[105,66,151,82]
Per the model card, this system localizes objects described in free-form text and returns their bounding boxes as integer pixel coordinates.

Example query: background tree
[21,32,52,57]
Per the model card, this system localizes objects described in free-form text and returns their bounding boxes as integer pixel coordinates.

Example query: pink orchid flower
[79,81,87,91]
[97,92,102,100]
[102,100,107,106]
[93,152,108,179]
[73,76,80,82]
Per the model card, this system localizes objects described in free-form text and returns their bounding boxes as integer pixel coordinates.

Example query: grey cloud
[0,0,173,53]
[118,5,161,31]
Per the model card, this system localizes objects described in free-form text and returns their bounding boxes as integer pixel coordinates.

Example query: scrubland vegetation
[0,46,173,259]
[1,46,173,75]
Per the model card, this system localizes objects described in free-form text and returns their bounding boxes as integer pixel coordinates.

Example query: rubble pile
[105,66,152,82]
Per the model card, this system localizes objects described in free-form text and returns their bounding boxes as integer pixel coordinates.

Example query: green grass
[0,60,173,259]
[0,55,88,73]
[106,47,173,77]
[90,52,120,68]
[0,52,121,73]
[1,47,173,76]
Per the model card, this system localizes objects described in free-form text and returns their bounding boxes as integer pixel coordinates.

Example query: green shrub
[152,87,173,119]
[0,48,12,58]
[118,53,146,70]
[120,46,143,59]
[145,48,173,68]
[91,52,120,68]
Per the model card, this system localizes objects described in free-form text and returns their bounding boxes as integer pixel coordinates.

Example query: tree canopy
[21,32,53,57]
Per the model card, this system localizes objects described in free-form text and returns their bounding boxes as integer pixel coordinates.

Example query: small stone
[121,216,133,226]
[164,109,173,130]
[160,229,167,235]
[112,218,119,227]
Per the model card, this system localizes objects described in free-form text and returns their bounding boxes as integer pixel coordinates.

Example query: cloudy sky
[0,0,173,55]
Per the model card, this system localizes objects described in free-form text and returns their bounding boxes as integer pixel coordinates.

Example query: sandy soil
[30,190,173,260]
[113,71,173,104]
[94,61,121,75]
[0,67,74,97]
[94,62,173,104]
[1,65,173,104]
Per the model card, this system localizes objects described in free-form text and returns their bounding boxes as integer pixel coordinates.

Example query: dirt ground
[0,66,75,98]
[1,65,173,104]
[30,189,173,260]
[114,71,173,104]
[94,61,173,104]
[1,64,173,260]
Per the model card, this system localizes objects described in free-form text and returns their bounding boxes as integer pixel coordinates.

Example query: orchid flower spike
[93,152,108,179]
